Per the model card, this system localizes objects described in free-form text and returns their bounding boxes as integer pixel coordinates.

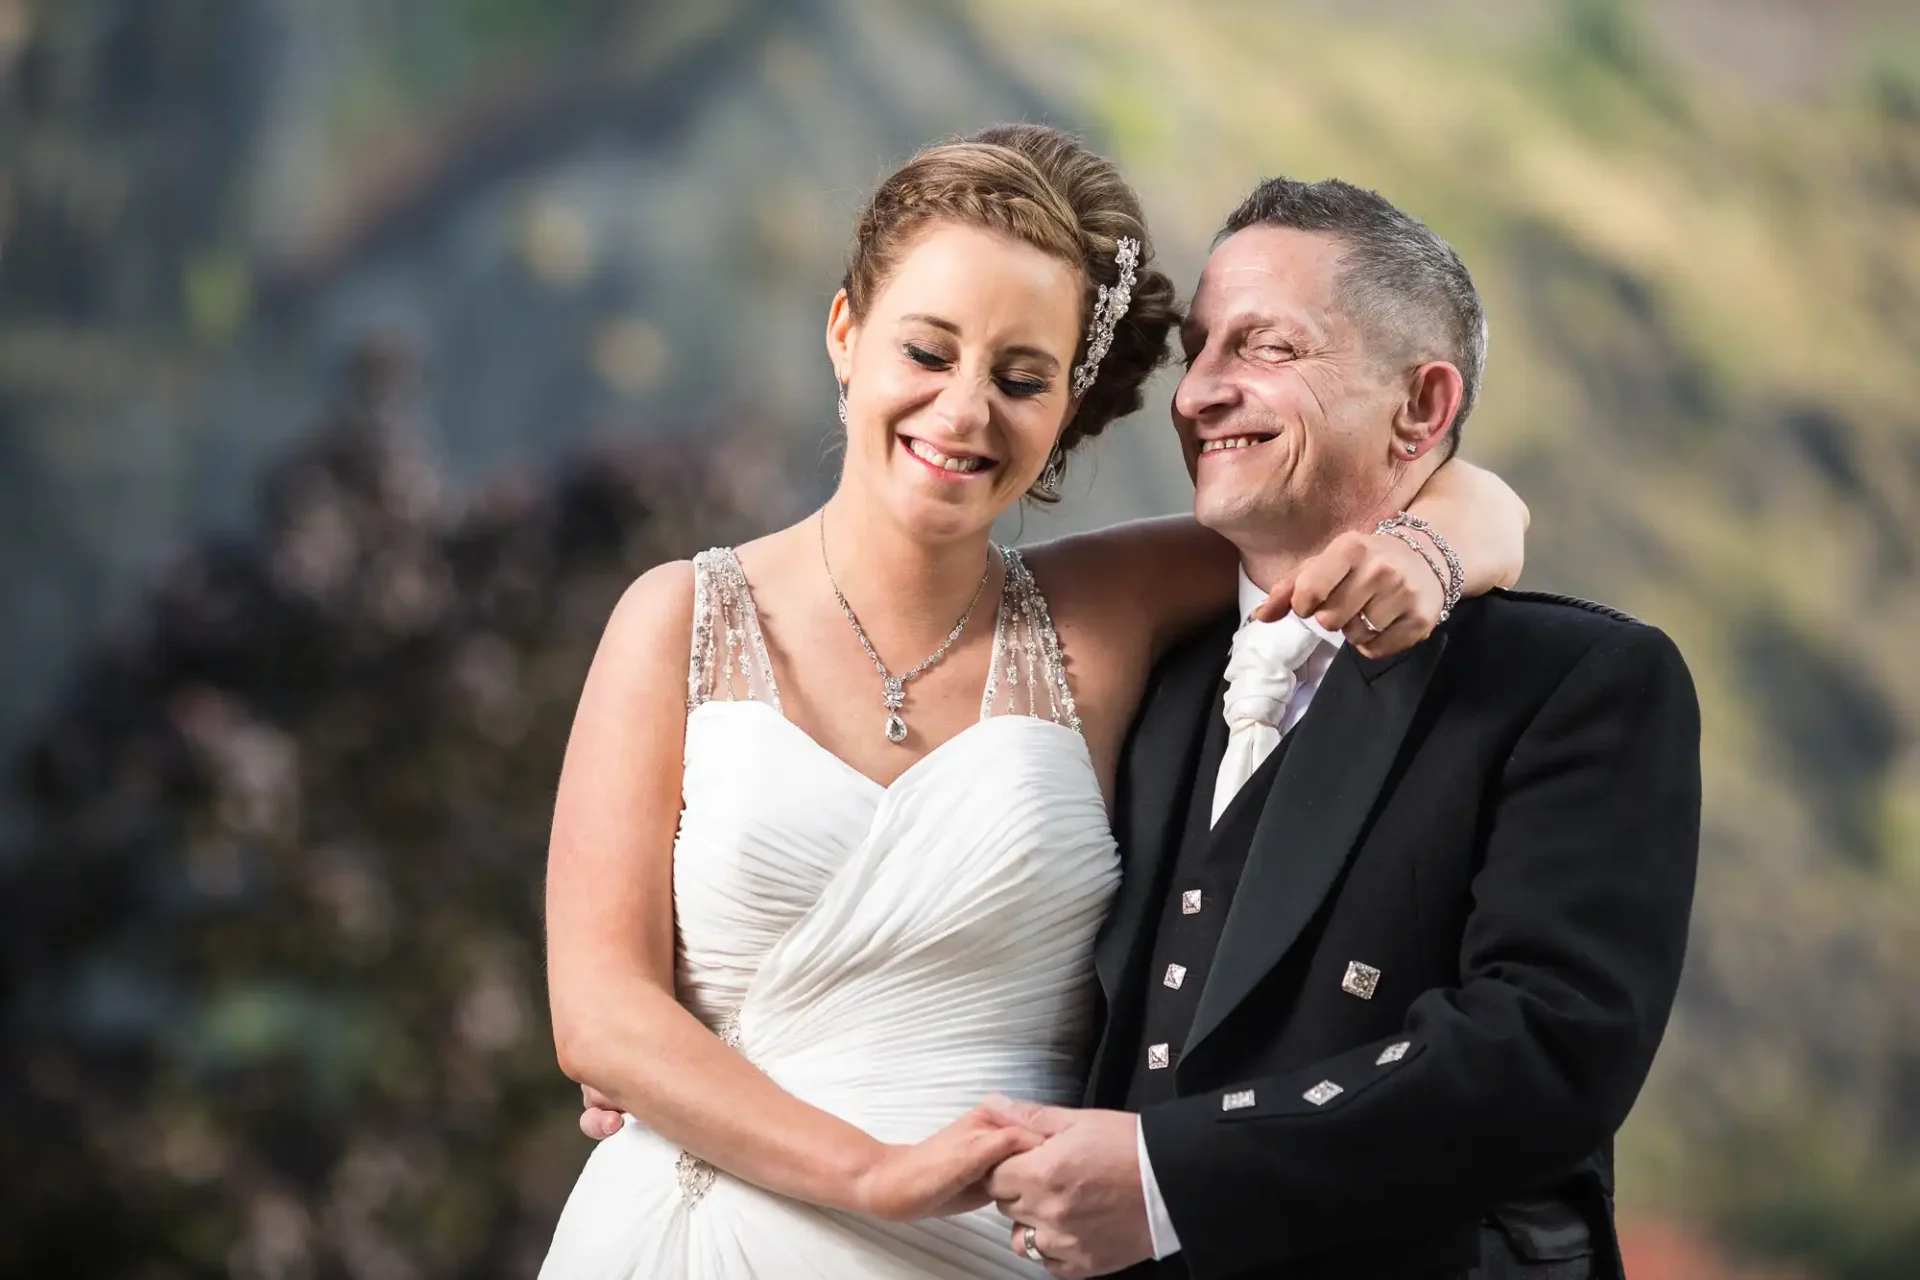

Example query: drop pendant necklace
[818,512,992,744]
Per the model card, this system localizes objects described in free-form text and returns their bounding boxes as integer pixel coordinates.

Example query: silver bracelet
[1376,528,1449,620]
[1376,512,1463,621]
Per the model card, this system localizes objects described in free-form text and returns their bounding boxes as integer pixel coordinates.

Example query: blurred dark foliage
[0,341,769,1278]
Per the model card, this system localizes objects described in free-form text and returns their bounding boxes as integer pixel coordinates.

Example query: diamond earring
[837,381,849,427]
[1040,447,1064,496]
[1404,441,1417,456]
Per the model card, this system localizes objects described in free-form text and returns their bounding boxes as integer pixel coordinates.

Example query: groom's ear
[1392,360,1464,461]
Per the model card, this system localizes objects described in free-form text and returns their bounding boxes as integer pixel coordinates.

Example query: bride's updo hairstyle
[842,124,1180,498]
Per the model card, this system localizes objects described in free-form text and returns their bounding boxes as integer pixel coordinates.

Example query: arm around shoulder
[1026,516,1240,665]
[1403,457,1530,594]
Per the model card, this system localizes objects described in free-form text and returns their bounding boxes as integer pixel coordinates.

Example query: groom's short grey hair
[1219,178,1487,455]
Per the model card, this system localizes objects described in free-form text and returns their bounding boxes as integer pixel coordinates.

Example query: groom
[978,180,1700,1280]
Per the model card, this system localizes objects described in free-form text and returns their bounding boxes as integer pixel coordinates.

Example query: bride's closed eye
[904,341,951,370]
[903,343,1050,399]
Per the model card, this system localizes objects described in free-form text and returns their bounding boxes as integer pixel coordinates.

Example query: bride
[539,125,1527,1278]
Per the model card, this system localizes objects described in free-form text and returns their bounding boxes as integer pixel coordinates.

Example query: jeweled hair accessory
[1070,236,1141,400]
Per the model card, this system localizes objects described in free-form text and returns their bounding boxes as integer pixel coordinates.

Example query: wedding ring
[1022,1224,1046,1263]
[1360,612,1381,634]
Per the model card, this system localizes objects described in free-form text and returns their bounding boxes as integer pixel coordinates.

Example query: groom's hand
[979,1098,1152,1278]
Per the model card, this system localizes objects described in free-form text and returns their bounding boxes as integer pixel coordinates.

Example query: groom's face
[1174,225,1404,551]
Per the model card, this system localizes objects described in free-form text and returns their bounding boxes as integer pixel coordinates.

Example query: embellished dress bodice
[540,546,1120,1280]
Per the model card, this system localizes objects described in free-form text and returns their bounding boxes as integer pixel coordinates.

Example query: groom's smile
[1195,431,1281,455]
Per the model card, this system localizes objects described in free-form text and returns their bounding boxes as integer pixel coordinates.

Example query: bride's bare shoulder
[618,558,697,622]
[587,560,699,693]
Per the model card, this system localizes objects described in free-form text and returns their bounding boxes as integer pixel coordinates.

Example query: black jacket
[1085,590,1702,1280]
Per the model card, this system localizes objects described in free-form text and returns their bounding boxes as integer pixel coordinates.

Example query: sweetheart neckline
[689,698,1095,798]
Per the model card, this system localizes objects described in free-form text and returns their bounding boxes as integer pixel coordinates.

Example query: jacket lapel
[1181,632,1447,1060]
[1093,611,1236,1011]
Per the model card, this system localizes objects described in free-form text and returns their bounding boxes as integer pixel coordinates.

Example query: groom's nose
[1173,353,1238,424]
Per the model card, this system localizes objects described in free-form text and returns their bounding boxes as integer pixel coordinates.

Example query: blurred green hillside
[4,0,1918,1276]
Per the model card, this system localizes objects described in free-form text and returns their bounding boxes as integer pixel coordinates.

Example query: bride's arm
[546,565,1032,1220]
[1033,457,1528,664]
[1394,455,1530,592]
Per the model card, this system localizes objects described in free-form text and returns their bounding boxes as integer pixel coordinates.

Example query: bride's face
[828,221,1084,542]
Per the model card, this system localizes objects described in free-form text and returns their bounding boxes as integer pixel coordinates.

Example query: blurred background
[3,0,1918,1276]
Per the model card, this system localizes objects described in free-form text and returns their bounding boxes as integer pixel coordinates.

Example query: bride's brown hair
[842,124,1180,497]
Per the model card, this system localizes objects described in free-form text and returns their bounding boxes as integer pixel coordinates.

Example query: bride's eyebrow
[1000,345,1060,371]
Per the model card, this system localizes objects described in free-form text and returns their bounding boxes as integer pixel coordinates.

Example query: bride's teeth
[907,439,986,472]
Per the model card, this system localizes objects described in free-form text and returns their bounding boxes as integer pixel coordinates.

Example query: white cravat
[1211,605,1322,826]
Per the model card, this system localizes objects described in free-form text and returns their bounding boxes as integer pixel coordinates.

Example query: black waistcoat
[1123,692,1295,1110]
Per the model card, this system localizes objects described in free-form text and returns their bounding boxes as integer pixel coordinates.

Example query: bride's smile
[899,434,998,477]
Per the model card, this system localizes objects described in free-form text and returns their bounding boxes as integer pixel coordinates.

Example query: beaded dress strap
[687,548,782,713]
[980,546,1082,733]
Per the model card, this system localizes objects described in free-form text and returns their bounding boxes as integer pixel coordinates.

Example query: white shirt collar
[1237,566,1346,650]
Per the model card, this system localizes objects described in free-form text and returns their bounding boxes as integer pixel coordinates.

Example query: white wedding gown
[539,546,1120,1279]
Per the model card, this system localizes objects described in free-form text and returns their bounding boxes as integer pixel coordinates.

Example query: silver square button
[1181,890,1204,915]
[1164,963,1188,990]
[1303,1080,1344,1106]
[1342,961,1382,1000]
[1147,1043,1171,1070]
[1376,1040,1411,1065]
[1221,1089,1256,1111]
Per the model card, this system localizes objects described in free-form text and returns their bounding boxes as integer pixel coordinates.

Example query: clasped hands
[838,1095,1153,1278]
[977,1098,1155,1278]
[579,1084,1148,1277]
[846,1096,1157,1279]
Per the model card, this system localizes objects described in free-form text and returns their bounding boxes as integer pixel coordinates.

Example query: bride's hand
[1252,530,1446,658]
[580,1083,625,1140]
[853,1105,1043,1222]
